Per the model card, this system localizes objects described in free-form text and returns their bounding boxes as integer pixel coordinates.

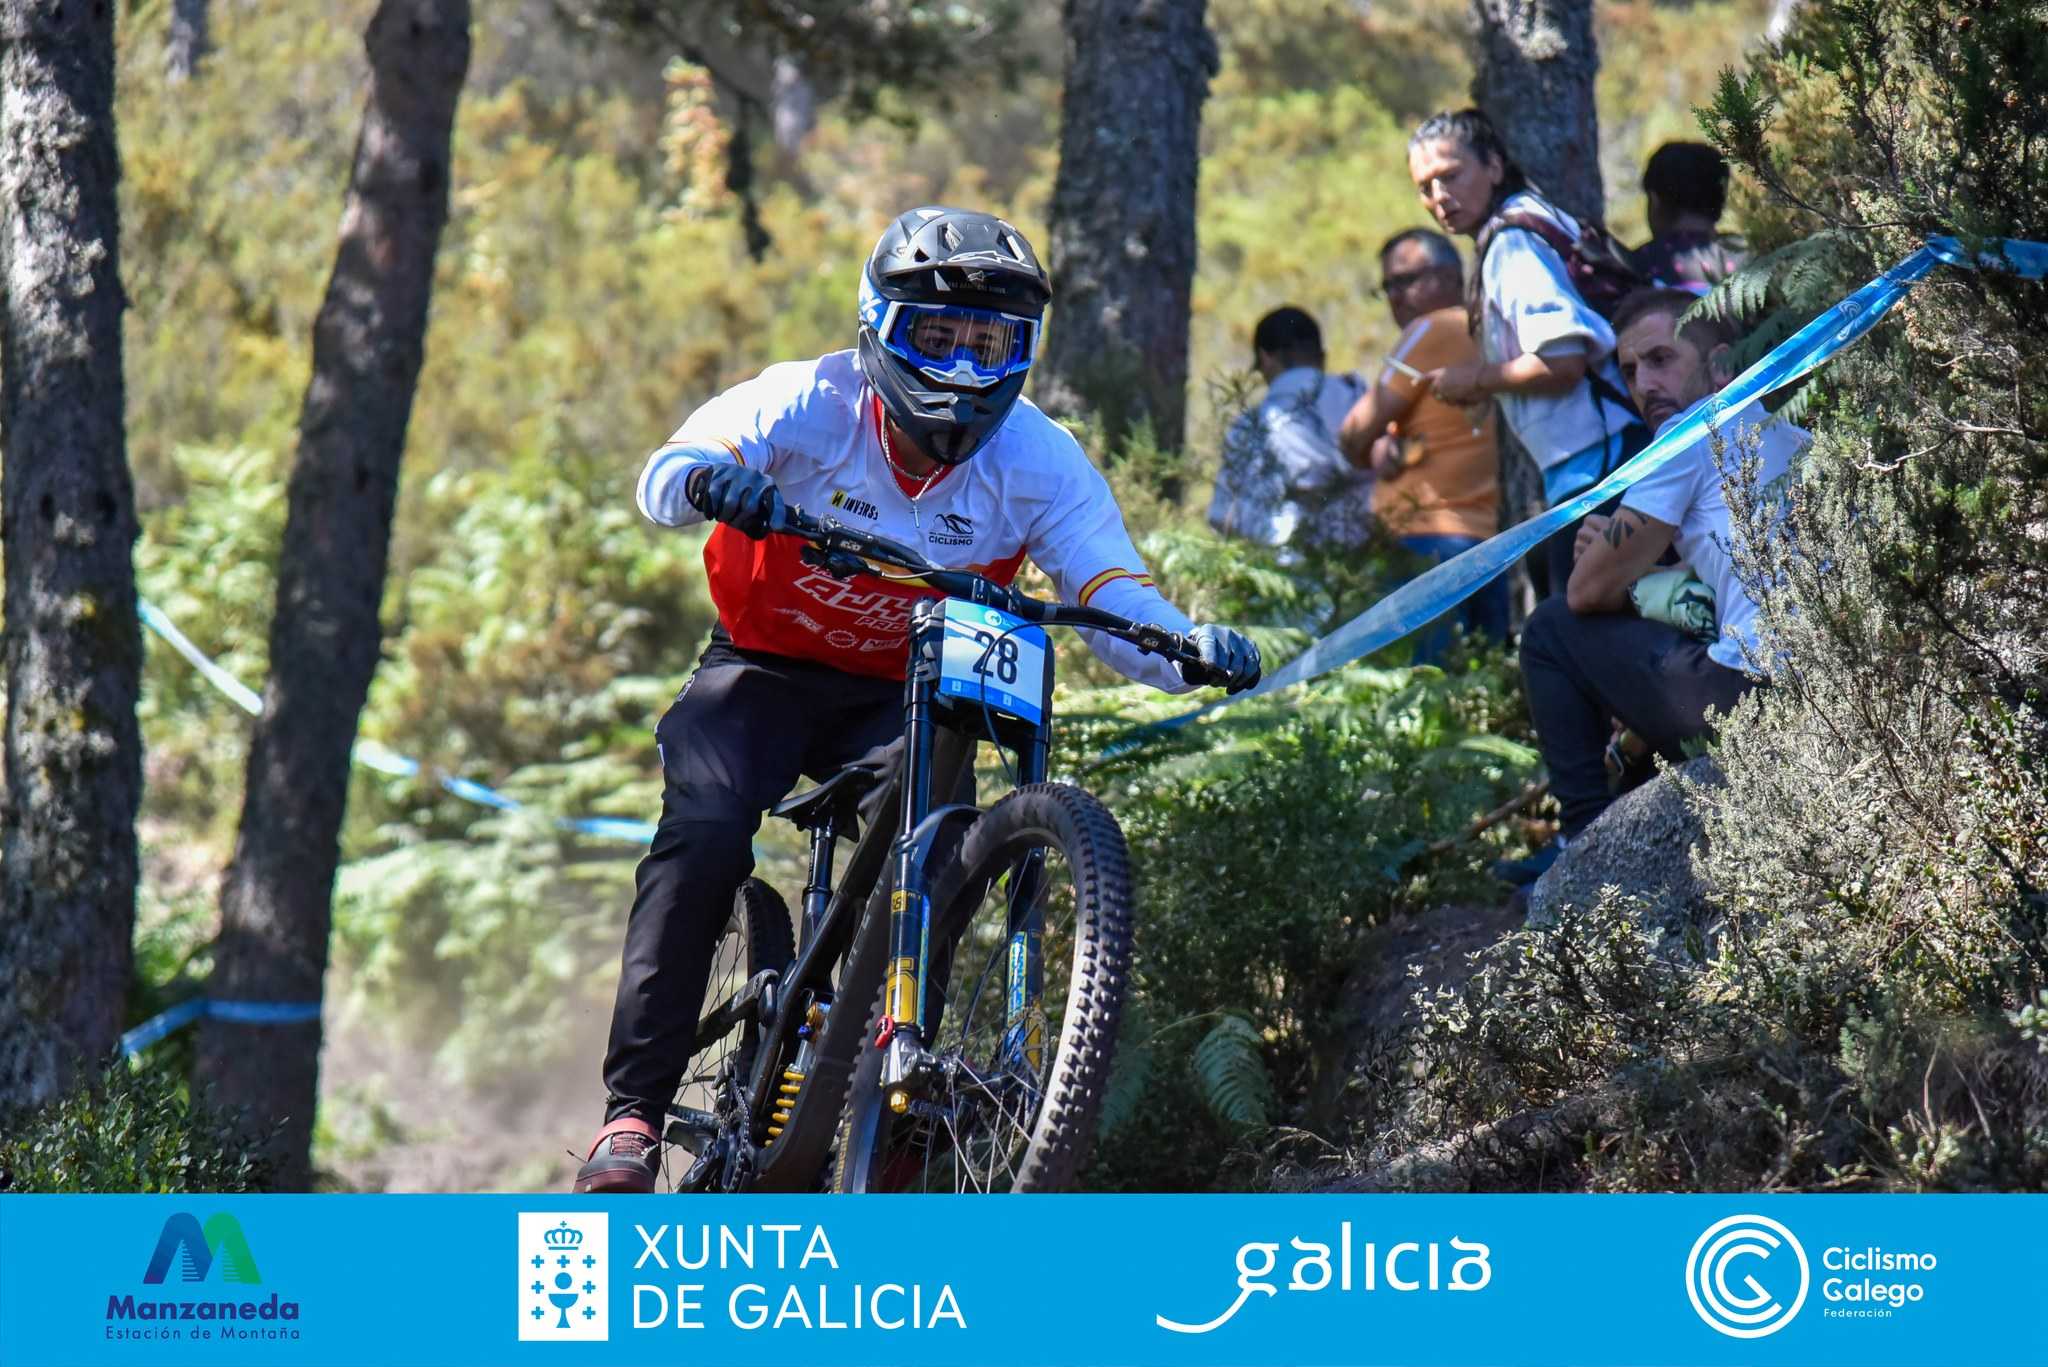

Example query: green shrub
[1,1062,275,1194]
[1073,646,1539,1190]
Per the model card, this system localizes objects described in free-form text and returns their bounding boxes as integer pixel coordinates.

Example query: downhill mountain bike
[666,503,1226,1193]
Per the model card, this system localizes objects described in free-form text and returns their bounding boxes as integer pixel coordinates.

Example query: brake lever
[799,542,871,581]
[1125,624,1190,661]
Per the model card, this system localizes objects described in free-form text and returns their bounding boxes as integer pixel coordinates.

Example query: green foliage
[330,809,636,1093]
[2013,991,2048,1056]
[1,1061,275,1194]
[1191,1014,1277,1137]
[1077,636,1539,1189]
[1366,889,2048,1192]
[133,446,285,841]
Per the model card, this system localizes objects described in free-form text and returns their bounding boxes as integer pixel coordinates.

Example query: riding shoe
[573,1115,660,1194]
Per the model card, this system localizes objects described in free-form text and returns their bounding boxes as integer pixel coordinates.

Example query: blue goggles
[862,285,1038,389]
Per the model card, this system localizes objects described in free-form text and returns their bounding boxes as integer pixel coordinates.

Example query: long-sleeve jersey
[637,351,1195,692]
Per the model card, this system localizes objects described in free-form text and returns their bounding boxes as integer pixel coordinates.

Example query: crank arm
[692,968,780,1051]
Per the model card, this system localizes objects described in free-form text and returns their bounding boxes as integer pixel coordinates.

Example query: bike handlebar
[768,502,1221,681]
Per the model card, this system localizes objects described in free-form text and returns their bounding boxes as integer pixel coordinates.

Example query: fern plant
[1192,1014,1276,1138]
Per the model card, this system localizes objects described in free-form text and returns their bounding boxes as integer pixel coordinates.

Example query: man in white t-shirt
[1207,306,1372,550]
[1499,288,1807,885]
[575,206,1262,1191]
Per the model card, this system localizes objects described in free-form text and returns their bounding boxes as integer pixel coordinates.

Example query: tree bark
[0,0,143,1111]
[195,0,470,1188]
[165,0,211,84]
[1469,0,1605,227]
[1037,0,1216,461]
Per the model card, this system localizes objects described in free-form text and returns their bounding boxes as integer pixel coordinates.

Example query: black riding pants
[602,636,904,1127]
[1518,596,1758,840]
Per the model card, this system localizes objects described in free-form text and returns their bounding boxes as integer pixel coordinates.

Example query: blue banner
[2,1194,2042,1366]
[137,599,657,846]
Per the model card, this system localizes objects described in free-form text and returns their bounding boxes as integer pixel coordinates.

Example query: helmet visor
[876,300,1037,389]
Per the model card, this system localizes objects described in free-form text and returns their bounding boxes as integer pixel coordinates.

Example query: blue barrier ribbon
[138,598,657,844]
[119,997,324,1057]
[1108,235,2047,755]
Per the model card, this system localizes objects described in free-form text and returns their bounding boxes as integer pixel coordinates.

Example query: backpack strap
[1471,210,1643,427]
[1468,209,1579,332]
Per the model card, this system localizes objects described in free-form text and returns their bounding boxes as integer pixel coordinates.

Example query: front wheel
[832,782,1134,1193]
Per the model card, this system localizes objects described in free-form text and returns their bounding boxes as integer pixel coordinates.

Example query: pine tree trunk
[1037,0,1216,464]
[0,0,142,1111]
[195,0,470,1189]
[1470,0,1605,227]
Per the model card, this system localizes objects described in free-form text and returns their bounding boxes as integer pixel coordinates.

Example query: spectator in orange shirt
[1340,228,1506,664]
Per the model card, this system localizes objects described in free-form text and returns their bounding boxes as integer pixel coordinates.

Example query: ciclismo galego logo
[105,1211,304,1345]
[1685,1214,1809,1339]
[1685,1212,1943,1337]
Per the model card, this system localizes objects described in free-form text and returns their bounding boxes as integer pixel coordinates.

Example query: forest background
[4,0,2043,1195]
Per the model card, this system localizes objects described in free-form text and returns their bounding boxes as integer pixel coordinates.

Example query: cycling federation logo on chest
[929,512,975,546]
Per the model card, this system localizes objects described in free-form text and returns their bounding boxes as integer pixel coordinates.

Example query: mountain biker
[575,205,1263,1194]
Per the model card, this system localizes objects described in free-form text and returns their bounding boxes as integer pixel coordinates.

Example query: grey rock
[1526,756,1724,935]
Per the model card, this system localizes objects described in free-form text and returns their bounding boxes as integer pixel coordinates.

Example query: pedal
[663,1107,719,1155]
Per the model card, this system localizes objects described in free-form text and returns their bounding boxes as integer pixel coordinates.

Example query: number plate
[936,598,1050,726]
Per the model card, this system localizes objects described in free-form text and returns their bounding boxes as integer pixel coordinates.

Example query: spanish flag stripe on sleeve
[716,438,746,466]
[1078,567,1140,606]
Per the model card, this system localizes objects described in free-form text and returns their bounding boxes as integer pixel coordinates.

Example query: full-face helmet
[856,206,1052,466]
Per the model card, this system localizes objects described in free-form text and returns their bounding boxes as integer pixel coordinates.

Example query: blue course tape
[119,998,324,1057]
[1106,236,2048,756]
[138,599,657,845]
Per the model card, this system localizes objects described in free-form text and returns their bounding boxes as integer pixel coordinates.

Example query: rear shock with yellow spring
[764,1002,829,1140]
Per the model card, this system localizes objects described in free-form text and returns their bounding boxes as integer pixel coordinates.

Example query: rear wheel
[832,783,1133,1193]
[673,879,795,1179]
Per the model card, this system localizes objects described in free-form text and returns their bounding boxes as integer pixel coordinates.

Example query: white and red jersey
[637,351,1195,691]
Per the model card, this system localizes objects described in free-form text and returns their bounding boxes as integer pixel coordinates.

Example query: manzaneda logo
[143,1212,261,1284]
[106,1211,303,1345]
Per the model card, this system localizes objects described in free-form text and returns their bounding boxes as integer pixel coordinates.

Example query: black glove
[1180,624,1262,694]
[685,463,784,540]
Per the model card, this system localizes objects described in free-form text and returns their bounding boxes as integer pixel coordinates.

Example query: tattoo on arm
[1602,512,1644,549]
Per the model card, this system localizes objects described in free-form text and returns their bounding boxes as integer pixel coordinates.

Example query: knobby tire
[831,782,1134,1193]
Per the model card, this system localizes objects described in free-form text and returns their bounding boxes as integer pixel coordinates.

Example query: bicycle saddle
[771,744,898,833]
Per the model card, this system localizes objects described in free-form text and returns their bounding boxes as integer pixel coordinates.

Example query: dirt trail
[315,989,613,1194]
